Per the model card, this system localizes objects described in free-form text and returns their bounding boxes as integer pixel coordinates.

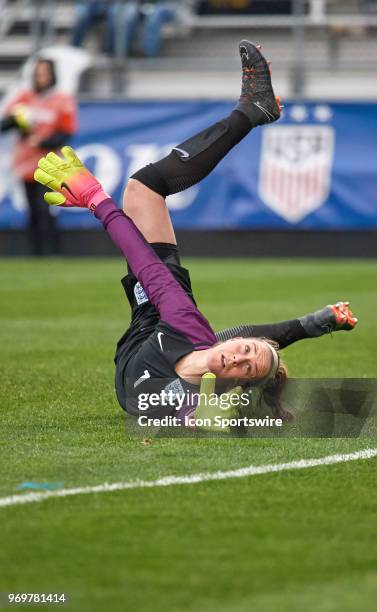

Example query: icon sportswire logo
[134,370,151,388]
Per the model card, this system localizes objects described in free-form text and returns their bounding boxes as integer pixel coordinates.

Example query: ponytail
[261,340,292,421]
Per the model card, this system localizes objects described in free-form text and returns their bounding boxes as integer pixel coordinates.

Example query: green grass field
[1,257,376,612]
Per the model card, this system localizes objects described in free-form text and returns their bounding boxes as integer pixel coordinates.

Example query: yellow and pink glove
[34,146,110,210]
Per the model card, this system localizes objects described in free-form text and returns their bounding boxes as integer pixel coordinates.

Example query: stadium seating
[0,0,376,99]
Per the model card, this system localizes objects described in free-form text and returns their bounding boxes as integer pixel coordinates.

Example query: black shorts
[114,243,196,408]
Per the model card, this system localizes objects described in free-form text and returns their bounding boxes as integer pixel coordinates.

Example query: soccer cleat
[299,302,358,337]
[329,301,358,332]
[236,40,281,126]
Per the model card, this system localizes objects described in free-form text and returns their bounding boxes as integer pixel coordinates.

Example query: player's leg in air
[122,41,357,352]
[124,42,280,236]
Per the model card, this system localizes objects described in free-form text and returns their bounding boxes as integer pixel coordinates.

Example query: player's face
[207,338,273,381]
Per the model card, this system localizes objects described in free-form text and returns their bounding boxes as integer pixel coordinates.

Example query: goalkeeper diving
[34,41,357,428]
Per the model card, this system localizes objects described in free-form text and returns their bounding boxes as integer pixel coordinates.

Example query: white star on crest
[314,105,333,122]
[290,105,308,122]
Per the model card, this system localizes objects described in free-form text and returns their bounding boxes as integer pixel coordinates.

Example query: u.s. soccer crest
[259,125,335,223]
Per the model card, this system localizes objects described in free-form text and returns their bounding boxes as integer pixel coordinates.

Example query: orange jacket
[5,88,77,182]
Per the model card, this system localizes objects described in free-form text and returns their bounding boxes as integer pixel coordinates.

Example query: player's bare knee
[123,178,166,215]
[123,179,148,215]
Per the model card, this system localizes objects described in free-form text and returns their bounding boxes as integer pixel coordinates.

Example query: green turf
[0,258,376,612]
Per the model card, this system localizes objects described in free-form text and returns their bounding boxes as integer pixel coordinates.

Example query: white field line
[1,448,376,509]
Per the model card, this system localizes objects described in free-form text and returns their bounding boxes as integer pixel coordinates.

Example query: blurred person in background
[71,0,116,53]
[72,0,177,58]
[0,58,77,255]
[122,0,178,58]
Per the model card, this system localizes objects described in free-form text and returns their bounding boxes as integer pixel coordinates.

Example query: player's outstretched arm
[34,147,217,348]
[216,302,358,349]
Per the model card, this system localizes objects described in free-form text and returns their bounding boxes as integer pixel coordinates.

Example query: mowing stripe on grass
[1,448,376,509]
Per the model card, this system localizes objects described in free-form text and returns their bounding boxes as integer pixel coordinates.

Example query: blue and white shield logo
[134,282,149,306]
[259,125,335,223]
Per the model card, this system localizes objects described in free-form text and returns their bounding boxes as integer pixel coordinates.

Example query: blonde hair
[259,339,292,421]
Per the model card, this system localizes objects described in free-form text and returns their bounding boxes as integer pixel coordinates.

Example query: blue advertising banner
[0,101,376,230]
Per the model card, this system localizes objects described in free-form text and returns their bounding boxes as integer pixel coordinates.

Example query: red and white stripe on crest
[259,125,335,223]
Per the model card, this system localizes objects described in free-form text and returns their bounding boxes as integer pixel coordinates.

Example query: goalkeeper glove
[194,373,243,433]
[34,146,110,209]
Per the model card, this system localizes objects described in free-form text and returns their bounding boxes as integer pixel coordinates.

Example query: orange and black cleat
[329,301,358,331]
[299,302,358,337]
[236,40,281,126]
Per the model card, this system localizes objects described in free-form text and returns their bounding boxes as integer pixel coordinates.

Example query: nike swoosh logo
[157,332,164,352]
[173,147,190,159]
[61,182,75,197]
[253,101,275,121]
[134,370,151,388]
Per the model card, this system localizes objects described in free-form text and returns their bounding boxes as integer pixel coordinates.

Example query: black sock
[216,320,308,349]
[131,110,252,197]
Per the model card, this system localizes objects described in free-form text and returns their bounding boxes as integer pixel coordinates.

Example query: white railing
[0,0,31,37]
[188,13,377,28]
